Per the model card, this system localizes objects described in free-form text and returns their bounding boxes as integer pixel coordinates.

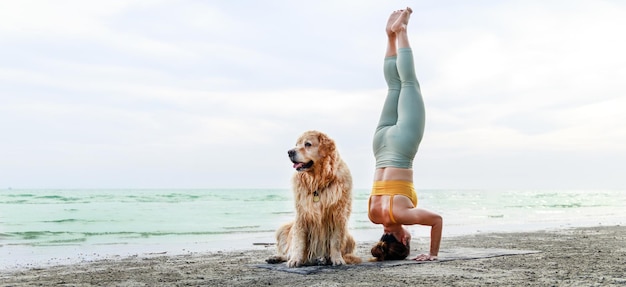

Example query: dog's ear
[317,132,336,157]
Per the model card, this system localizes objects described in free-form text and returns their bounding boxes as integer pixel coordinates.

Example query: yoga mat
[254,248,541,275]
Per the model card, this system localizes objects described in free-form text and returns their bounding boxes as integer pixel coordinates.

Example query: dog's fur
[266,130,361,267]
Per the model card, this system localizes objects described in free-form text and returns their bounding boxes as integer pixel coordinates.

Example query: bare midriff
[373,167,413,182]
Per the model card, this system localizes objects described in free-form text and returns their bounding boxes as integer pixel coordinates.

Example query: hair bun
[370,241,387,261]
[370,233,410,261]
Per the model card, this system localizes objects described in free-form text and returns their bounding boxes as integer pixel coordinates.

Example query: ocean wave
[3,229,280,242]
[41,219,119,224]
[243,194,290,202]
[222,225,261,230]
[270,211,293,215]
[503,203,603,209]
[3,193,35,197]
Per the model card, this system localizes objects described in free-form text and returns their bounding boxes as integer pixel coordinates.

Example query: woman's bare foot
[386,10,402,36]
[391,7,412,33]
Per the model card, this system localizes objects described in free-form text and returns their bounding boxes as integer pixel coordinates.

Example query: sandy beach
[2,225,625,286]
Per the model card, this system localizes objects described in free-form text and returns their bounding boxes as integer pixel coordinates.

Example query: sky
[1,0,625,190]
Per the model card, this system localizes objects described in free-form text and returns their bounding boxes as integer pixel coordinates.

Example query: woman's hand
[412,254,438,261]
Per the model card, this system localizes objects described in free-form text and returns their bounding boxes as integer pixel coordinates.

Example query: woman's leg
[373,11,403,160]
[389,8,425,159]
[375,58,401,130]
[385,10,401,58]
[391,8,412,50]
[375,11,403,131]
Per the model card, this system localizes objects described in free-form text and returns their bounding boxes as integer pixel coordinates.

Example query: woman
[368,7,443,262]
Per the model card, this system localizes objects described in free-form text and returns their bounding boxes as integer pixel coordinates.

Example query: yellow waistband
[371,181,417,206]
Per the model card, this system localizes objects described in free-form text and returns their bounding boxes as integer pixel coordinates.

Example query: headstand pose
[368,7,443,262]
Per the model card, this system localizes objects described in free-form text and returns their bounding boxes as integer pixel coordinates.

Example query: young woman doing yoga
[368,7,443,262]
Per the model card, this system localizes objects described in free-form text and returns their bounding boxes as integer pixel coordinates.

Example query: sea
[1,188,624,270]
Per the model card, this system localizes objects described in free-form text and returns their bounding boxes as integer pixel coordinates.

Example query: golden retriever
[266,130,361,267]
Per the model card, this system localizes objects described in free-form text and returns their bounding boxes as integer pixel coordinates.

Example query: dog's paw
[265,256,286,264]
[286,258,303,268]
[330,256,346,266]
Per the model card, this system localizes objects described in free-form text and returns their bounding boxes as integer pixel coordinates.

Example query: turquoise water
[1,188,625,269]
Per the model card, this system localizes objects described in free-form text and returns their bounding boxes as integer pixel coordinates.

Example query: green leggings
[373,48,425,169]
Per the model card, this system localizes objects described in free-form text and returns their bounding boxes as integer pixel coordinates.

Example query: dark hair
[370,233,410,261]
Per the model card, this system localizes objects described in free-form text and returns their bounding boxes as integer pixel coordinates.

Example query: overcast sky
[1,0,624,190]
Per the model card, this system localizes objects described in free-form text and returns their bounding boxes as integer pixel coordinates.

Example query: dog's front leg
[286,221,307,267]
[329,225,347,266]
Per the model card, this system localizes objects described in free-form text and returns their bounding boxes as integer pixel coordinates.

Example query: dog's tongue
[293,162,304,169]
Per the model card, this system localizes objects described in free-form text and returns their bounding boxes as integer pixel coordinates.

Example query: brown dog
[267,130,361,267]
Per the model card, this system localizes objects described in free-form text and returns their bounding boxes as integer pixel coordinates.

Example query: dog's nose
[288,149,296,157]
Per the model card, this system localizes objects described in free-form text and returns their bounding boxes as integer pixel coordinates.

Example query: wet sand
[2,225,625,286]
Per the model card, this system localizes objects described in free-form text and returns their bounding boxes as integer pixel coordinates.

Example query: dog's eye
[304,142,312,147]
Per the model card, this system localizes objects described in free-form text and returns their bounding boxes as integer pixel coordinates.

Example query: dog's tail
[342,234,362,264]
[343,253,362,264]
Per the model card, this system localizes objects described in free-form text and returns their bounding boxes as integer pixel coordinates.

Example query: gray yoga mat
[254,248,541,275]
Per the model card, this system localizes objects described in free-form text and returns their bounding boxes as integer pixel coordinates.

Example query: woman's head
[370,233,410,261]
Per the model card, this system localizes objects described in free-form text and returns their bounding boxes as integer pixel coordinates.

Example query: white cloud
[414,0,626,159]
[0,1,126,36]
